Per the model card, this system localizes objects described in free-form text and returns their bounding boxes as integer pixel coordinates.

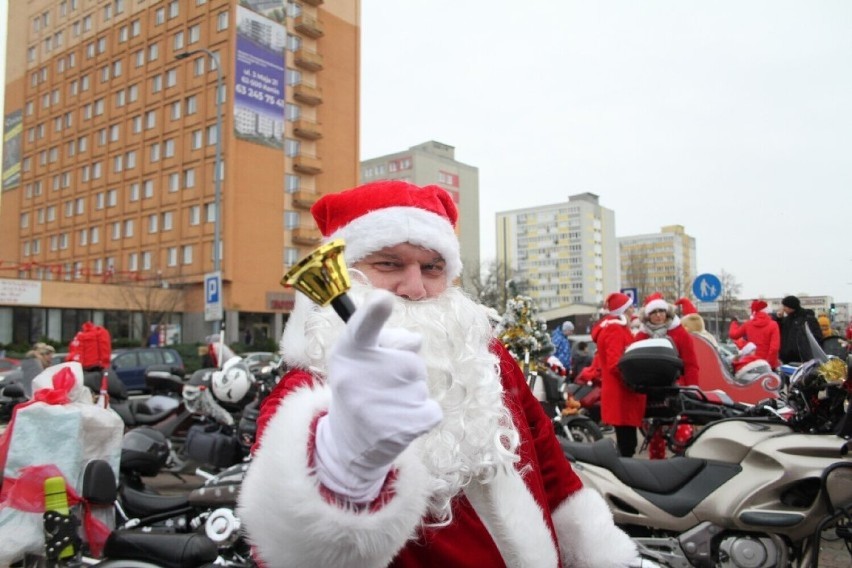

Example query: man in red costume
[238,181,637,567]
[729,300,781,370]
[596,292,642,457]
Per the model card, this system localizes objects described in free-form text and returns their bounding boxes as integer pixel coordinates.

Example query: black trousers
[614,425,638,457]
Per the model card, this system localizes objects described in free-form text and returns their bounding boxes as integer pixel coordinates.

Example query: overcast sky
[1,3,849,303]
[361,1,852,303]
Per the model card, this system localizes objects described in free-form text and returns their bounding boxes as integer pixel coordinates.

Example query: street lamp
[176,49,223,338]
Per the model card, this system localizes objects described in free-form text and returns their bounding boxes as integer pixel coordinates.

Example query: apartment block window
[285,247,299,267]
[284,174,300,193]
[145,110,157,129]
[165,68,177,88]
[152,74,162,93]
[193,58,205,76]
[182,245,193,265]
[79,229,88,246]
[191,130,203,149]
[148,214,158,233]
[107,188,118,207]
[148,43,159,62]
[101,66,111,83]
[185,95,198,114]
[284,139,300,157]
[97,37,107,54]
[189,205,200,225]
[173,32,184,51]
[155,8,165,25]
[206,125,218,146]
[168,1,180,19]
[164,139,175,158]
[94,98,105,116]
[90,226,99,245]
[124,219,134,237]
[284,211,300,229]
[115,0,125,15]
[65,201,74,218]
[96,193,105,210]
[129,182,140,201]
[81,75,90,91]
[189,25,201,44]
[21,212,30,228]
[131,115,142,133]
[150,143,160,163]
[162,211,173,231]
[109,124,120,142]
[167,247,178,267]
[60,233,69,250]
[135,49,144,67]
[128,84,139,102]
[128,253,138,272]
[119,26,129,43]
[168,172,179,192]
[205,203,217,223]
[217,11,229,31]
[111,222,121,240]
[131,19,141,37]
[143,179,154,198]
[93,161,103,179]
[93,258,103,275]
[81,165,90,182]
[124,151,136,169]
[183,168,195,188]
[170,101,181,120]
[78,135,88,153]
[113,155,123,173]
[46,204,55,220]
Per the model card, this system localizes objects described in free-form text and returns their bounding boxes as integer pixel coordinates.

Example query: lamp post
[176,49,223,337]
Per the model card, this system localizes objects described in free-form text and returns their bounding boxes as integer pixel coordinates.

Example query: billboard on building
[234,6,285,149]
[2,110,23,190]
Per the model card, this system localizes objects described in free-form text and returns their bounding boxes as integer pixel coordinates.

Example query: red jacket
[594,316,644,426]
[729,312,780,369]
[635,322,700,387]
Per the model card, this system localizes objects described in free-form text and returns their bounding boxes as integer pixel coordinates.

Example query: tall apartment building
[360,140,480,282]
[495,193,618,313]
[618,225,697,304]
[0,0,360,346]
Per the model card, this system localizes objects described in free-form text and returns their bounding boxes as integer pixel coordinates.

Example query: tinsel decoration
[495,295,554,368]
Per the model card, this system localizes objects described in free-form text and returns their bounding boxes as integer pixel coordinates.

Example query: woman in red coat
[635,293,700,387]
[596,292,642,457]
[728,299,780,369]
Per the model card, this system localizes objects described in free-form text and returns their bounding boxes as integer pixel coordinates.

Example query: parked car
[0,357,21,378]
[110,347,184,392]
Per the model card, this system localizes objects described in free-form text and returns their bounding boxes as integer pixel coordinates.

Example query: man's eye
[422,263,446,275]
[372,261,400,270]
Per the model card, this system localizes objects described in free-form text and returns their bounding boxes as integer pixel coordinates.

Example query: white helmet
[211,357,254,404]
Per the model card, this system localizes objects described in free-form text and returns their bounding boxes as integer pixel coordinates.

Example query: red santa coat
[636,322,700,387]
[595,316,645,427]
[729,312,781,369]
[238,340,637,568]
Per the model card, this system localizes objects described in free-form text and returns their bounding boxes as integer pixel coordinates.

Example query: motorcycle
[562,350,852,567]
[529,358,603,443]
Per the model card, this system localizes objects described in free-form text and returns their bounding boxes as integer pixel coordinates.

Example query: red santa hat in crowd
[605,292,633,316]
[675,297,698,316]
[643,292,669,314]
[750,299,768,314]
[311,180,462,282]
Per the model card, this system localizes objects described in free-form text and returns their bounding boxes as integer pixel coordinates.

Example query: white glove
[314,290,443,503]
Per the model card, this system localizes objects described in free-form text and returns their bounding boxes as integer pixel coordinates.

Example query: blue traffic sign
[692,273,722,303]
[620,287,639,307]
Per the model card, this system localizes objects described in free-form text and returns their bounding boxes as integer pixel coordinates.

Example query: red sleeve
[672,327,700,386]
[728,319,746,340]
[603,326,632,378]
[491,340,583,511]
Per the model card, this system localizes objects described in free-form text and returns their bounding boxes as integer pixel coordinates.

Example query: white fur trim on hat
[330,206,462,282]
[645,298,669,314]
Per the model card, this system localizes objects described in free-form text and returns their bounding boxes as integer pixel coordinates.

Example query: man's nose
[395,265,427,300]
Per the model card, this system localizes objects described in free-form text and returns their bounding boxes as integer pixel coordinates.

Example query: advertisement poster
[234,6,285,148]
[2,110,23,191]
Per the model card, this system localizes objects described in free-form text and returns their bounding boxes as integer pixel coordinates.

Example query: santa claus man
[238,181,637,567]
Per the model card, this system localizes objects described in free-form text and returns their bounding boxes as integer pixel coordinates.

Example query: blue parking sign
[205,272,223,321]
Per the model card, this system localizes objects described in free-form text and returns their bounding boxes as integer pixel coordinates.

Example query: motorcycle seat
[561,438,705,494]
[112,399,181,427]
[120,484,191,518]
[103,531,217,567]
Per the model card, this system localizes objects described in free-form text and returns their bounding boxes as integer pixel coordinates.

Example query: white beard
[280,280,520,523]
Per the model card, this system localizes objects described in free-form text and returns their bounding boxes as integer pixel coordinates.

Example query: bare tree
[460,259,528,313]
[620,246,654,301]
[717,269,743,322]
[117,279,184,345]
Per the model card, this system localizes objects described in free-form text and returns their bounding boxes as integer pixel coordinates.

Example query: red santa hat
[605,292,632,316]
[675,297,697,315]
[750,299,768,314]
[311,180,462,281]
[643,292,669,314]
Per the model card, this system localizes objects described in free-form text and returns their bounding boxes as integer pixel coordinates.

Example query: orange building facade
[0,0,360,346]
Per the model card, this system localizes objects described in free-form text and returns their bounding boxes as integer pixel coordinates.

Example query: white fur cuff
[552,487,638,568]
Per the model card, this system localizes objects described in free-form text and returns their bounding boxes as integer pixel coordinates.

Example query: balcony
[292,226,323,246]
[292,190,319,209]
[301,0,324,6]
[293,83,323,106]
[294,49,324,72]
[293,118,323,140]
[294,15,324,39]
[293,154,323,174]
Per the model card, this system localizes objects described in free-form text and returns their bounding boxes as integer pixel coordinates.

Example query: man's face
[782,306,794,316]
[352,243,448,300]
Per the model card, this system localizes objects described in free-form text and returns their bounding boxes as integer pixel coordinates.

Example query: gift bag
[0,363,123,565]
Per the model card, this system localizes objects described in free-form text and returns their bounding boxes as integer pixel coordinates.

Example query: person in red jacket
[729,299,781,369]
[635,293,700,387]
[237,181,637,568]
[596,292,642,457]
